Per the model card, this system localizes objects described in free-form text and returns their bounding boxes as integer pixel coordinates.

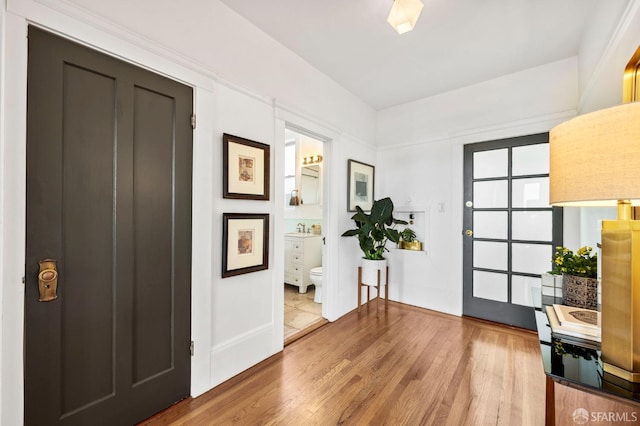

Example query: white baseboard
[209,323,277,388]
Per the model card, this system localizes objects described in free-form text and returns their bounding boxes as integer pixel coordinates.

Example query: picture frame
[222,213,270,278]
[223,133,270,200]
[347,159,375,212]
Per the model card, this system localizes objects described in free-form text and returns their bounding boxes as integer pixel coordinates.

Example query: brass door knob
[38,259,58,302]
[465,229,473,237]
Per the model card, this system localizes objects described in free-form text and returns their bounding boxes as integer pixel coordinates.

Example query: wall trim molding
[210,323,274,354]
[10,0,281,108]
[12,1,373,144]
[448,109,576,142]
[579,0,640,112]
[214,79,273,108]
[274,100,341,138]
[274,100,376,150]
[377,110,577,151]
[14,0,215,88]
[209,323,276,387]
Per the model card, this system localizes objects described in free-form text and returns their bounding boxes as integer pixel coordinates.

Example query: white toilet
[309,267,322,303]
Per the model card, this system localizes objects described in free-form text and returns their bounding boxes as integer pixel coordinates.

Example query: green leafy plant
[400,227,416,243]
[341,197,407,260]
[552,246,597,278]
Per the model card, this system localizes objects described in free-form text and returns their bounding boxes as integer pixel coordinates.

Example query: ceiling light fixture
[387,0,424,34]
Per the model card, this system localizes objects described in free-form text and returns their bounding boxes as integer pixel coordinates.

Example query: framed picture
[223,133,270,200]
[222,213,270,278]
[347,159,375,211]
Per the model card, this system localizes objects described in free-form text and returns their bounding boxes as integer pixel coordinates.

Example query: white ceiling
[219,0,603,110]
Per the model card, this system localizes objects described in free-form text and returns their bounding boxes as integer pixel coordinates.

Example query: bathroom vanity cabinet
[284,234,322,293]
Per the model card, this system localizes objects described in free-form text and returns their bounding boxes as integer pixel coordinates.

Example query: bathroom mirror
[300,165,320,205]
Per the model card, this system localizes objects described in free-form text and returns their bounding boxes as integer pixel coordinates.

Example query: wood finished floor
[141,301,545,425]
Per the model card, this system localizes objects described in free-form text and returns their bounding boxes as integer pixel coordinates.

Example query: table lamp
[549,101,640,382]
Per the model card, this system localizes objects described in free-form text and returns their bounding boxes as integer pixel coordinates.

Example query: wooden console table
[357,266,388,317]
[534,294,640,425]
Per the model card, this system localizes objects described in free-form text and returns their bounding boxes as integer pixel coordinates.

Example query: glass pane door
[463,133,562,330]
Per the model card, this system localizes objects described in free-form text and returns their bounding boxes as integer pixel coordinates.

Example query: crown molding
[377,110,577,151]
[578,0,640,111]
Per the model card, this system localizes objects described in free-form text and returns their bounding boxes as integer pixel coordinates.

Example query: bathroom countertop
[285,232,321,238]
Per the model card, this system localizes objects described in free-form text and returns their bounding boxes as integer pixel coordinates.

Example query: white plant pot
[361,258,387,287]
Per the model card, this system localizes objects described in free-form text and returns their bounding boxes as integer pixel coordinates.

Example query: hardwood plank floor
[140,301,545,425]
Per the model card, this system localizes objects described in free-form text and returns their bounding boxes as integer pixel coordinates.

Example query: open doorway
[283,128,327,343]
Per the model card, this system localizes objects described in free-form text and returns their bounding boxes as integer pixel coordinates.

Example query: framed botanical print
[223,133,270,200]
[222,213,269,278]
[347,159,375,212]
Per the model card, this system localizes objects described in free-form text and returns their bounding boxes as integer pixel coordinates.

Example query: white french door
[463,133,562,330]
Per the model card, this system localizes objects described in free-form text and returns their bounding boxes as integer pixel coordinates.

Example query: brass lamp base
[601,215,640,383]
[604,362,640,383]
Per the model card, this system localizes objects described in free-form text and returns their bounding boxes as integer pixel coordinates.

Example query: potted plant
[552,246,598,310]
[399,227,422,251]
[341,197,407,286]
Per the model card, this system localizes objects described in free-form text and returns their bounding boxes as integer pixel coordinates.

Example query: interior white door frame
[274,104,342,322]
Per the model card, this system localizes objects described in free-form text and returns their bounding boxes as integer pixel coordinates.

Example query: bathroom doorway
[283,128,327,343]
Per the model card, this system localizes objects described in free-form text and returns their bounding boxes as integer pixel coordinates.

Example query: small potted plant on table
[552,246,598,310]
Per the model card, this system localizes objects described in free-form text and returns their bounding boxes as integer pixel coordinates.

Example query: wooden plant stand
[357,266,389,317]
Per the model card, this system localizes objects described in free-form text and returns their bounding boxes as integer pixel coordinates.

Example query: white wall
[380,139,460,314]
[274,107,381,321]
[0,0,7,420]
[335,135,380,313]
[579,0,640,112]
[1,11,28,426]
[376,57,580,148]
[208,83,279,386]
[574,1,640,247]
[375,58,581,315]
[0,0,376,424]
[374,2,640,315]
[3,0,640,423]
[51,0,377,142]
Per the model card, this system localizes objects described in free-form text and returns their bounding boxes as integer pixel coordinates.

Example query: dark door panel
[462,134,562,330]
[26,26,192,426]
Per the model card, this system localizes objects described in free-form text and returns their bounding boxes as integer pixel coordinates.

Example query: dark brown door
[25,27,193,425]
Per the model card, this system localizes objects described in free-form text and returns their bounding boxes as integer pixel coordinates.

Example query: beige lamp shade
[549,101,640,206]
[387,0,424,34]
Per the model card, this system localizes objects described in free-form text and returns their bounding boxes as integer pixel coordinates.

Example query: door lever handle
[38,259,58,302]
